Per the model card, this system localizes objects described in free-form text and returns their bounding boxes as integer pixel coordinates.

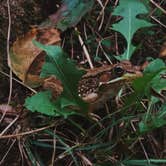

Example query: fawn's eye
[113,66,125,76]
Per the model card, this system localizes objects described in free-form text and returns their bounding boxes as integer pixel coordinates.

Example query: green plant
[112,0,153,60]
[25,41,88,117]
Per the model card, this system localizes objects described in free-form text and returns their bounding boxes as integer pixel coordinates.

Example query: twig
[150,0,166,15]
[75,27,94,69]
[0,115,20,136]
[151,16,166,29]
[98,41,113,64]
[0,139,16,165]
[130,121,150,163]
[96,0,104,31]
[97,0,109,31]
[0,123,56,139]
[115,32,119,55]
[0,0,12,123]
[51,127,57,166]
[0,70,37,93]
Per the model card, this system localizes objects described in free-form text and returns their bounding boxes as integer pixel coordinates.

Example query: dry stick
[97,0,109,31]
[77,152,93,166]
[83,24,94,64]
[98,42,113,64]
[0,70,37,93]
[147,134,160,157]
[0,115,20,136]
[0,122,56,139]
[104,0,118,32]
[150,0,166,15]
[0,139,16,165]
[148,0,165,16]
[70,33,74,59]
[0,0,12,123]
[115,32,119,56]
[114,0,119,6]
[87,23,113,64]
[96,41,110,64]
[75,27,94,69]
[83,23,88,40]
[130,121,150,163]
[51,127,57,166]
[151,16,166,29]
[18,138,24,166]
[96,0,104,31]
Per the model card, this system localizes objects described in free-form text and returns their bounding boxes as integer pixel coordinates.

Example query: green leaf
[144,60,166,102]
[42,0,94,31]
[144,59,165,73]
[125,59,166,114]
[27,40,88,116]
[25,91,75,117]
[56,0,94,31]
[132,59,166,101]
[112,0,153,60]
[25,91,58,116]
[139,103,166,133]
[129,59,166,133]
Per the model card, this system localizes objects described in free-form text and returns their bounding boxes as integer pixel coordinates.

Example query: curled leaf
[49,0,94,31]
[10,28,61,87]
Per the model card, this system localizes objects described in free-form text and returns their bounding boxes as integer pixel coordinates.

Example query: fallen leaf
[49,0,94,31]
[10,28,61,87]
[159,42,166,59]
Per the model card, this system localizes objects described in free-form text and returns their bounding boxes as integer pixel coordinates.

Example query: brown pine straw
[0,122,56,139]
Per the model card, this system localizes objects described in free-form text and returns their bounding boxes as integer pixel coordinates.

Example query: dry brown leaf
[159,42,166,59]
[10,28,61,87]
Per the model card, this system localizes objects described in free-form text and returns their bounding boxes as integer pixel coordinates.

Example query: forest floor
[0,0,166,165]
